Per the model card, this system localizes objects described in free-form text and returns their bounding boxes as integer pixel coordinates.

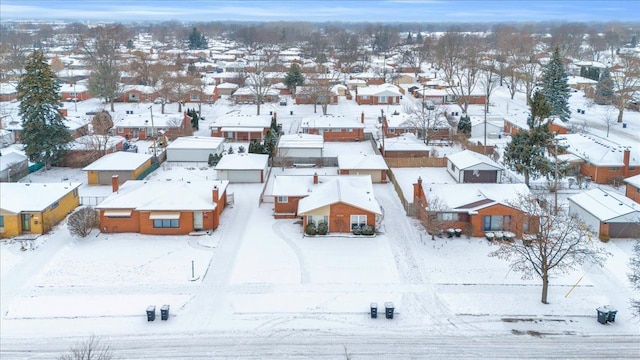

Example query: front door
[193,211,203,229]
[22,214,31,232]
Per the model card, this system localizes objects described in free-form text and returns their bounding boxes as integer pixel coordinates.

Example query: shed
[166,136,225,162]
[83,152,154,185]
[568,188,640,239]
[215,153,269,183]
[0,152,29,182]
[446,150,503,183]
[338,154,389,183]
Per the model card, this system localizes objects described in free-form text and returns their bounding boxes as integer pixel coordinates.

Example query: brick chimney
[623,149,630,177]
[111,175,119,193]
[313,172,319,184]
[361,111,365,124]
[413,177,424,202]
[212,186,219,203]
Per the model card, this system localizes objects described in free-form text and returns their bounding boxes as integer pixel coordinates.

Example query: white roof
[298,175,382,215]
[271,174,337,197]
[166,136,225,150]
[624,174,640,187]
[338,154,389,170]
[423,183,531,211]
[383,133,430,152]
[0,182,81,213]
[216,82,239,89]
[215,153,269,170]
[559,133,638,166]
[357,84,403,97]
[97,180,229,211]
[59,83,89,93]
[121,84,156,94]
[568,188,640,222]
[300,115,365,129]
[446,150,503,170]
[114,112,184,128]
[278,134,324,149]
[63,116,90,131]
[0,152,28,171]
[567,76,598,85]
[83,152,152,171]
[384,113,413,129]
[209,114,271,129]
[0,82,17,95]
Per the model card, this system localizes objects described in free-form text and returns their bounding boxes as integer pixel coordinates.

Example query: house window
[190,94,199,101]
[49,201,59,211]
[450,163,456,171]
[437,213,458,221]
[117,128,124,133]
[379,96,387,103]
[361,96,369,100]
[153,219,179,228]
[629,167,636,171]
[0,215,4,227]
[307,215,328,227]
[610,167,620,171]
[350,215,367,229]
[277,196,288,203]
[483,215,512,231]
[348,128,353,132]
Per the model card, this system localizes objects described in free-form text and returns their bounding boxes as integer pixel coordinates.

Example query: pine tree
[188,28,207,50]
[528,90,553,128]
[595,68,614,105]
[284,64,304,94]
[628,241,640,317]
[17,51,72,168]
[541,47,571,122]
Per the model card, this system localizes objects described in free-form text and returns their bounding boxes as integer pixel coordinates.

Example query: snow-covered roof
[446,150,503,170]
[0,82,17,95]
[215,153,268,171]
[624,174,640,188]
[59,83,89,93]
[382,133,430,152]
[114,112,184,128]
[357,83,403,97]
[209,114,271,129]
[0,152,27,171]
[298,175,382,215]
[423,183,531,212]
[166,136,225,150]
[271,173,342,197]
[63,116,90,130]
[97,180,229,211]
[82,151,152,171]
[0,182,81,213]
[568,188,640,222]
[216,82,239,89]
[278,134,324,149]
[559,134,638,166]
[300,115,365,129]
[384,113,413,128]
[338,154,389,170]
[567,76,597,85]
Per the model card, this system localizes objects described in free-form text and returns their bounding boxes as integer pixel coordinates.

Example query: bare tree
[401,42,429,79]
[299,72,340,115]
[602,107,617,137]
[479,62,500,150]
[611,53,640,123]
[332,30,361,82]
[247,59,273,116]
[402,100,445,144]
[489,194,610,304]
[67,207,100,238]
[0,30,32,80]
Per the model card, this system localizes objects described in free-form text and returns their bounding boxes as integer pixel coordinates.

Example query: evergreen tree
[284,64,304,94]
[595,68,614,105]
[188,108,199,130]
[238,146,246,153]
[541,47,571,122]
[416,32,423,43]
[17,51,72,168]
[248,139,265,154]
[457,115,471,136]
[188,28,208,50]
[628,241,640,317]
[527,90,553,128]
[406,32,413,45]
[227,146,234,154]
[126,39,134,49]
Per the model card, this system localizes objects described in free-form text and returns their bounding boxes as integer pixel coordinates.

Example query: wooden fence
[385,157,447,168]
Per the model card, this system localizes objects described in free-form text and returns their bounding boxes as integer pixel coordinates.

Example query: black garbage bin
[596,307,608,324]
[290,110,293,115]
[370,302,378,319]
[385,302,394,319]
[161,304,170,321]
[447,229,455,238]
[606,307,617,322]
[146,305,156,322]
[623,123,627,128]
[454,229,462,237]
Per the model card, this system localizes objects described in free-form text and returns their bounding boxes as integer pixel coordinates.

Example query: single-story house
[116,85,156,103]
[355,83,403,105]
[114,111,192,140]
[59,83,91,102]
[60,135,126,168]
[209,114,272,142]
[446,150,504,183]
[568,188,640,239]
[83,151,154,185]
[558,134,640,184]
[97,178,229,235]
[380,133,431,159]
[300,114,365,142]
[338,154,389,183]
[0,82,18,102]
[166,136,225,162]
[216,82,239,96]
[0,182,82,238]
[295,86,339,105]
[0,152,29,182]
[298,175,382,233]
[624,174,640,204]
[413,178,534,237]
[215,153,269,183]
[277,133,324,158]
[230,86,280,104]
[271,172,328,219]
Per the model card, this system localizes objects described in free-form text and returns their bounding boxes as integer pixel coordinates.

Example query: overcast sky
[1,0,638,23]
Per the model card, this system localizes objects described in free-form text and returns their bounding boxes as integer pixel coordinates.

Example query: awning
[103,210,132,217]
[149,212,181,220]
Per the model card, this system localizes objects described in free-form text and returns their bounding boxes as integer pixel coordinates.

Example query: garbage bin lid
[161,304,170,310]
[596,306,609,312]
[370,302,378,307]
[147,305,156,311]
[385,302,394,308]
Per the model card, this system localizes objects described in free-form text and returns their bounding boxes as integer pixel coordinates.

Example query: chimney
[59,108,68,117]
[111,175,119,193]
[361,111,364,124]
[212,186,219,203]
[413,177,424,202]
[313,172,318,185]
[273,111,277,120]
[623,149,630,177]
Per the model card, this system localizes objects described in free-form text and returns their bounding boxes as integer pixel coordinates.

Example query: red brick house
[231,86,279,104]
[355,84,403,105]
[114,111,192,140]
[624,174,640,204]
[209,114,272,141]
[117,85,157,103]
[271,172,324,219]
[380,133,431,159]
[97,178,229,235]
[300,114,365,142]
[0,82,18,102]
[298,175,382,233]
[295,86,339,105]
[60,83,91,101]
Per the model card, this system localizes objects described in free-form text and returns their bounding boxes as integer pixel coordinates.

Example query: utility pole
[148,106,157,159]
[553,135,559,216]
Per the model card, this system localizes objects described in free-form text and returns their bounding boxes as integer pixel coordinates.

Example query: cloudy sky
[1,0,638,23]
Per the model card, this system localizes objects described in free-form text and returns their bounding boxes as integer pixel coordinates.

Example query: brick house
[231,86,279,104]
[623,174,640,204]
[295,86,339,105]
[380,133,431,159]
[413,177,535,237]
[97,178,229,235]
[271,172,325,219]
[0,82,18,102]
[298,175,382,233]
[355,84,403,105]
[300,114,365,142]
[209,114,272,141]
[117,85,156,103]
[59,83,91,101]
[568,188,640,239]
[114,111,192,140]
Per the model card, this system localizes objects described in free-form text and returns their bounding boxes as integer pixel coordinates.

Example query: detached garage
[83,152,153,185]
[215,153,269,183]
[568,188,640,239]
[338,154,389,183]
[166,136,225,162]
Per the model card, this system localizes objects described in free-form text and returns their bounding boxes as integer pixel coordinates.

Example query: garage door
[98,171,132,185]
[227,170,261,183]
[608,223,640,238]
